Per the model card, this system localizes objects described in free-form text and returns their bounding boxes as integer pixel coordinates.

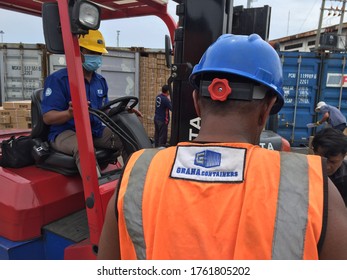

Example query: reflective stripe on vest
[123,148,161,260]
[123,150,310,260]
[272,152,309,259]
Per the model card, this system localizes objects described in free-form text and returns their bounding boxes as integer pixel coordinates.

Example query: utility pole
[315,0,326,49]
[315,0,347,50]
[116,30,120,47]
[338,0,346,35]
[287,10,290,36]
[0,30,4,43]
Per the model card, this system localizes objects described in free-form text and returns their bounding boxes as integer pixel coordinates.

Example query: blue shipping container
[277,51,347,147]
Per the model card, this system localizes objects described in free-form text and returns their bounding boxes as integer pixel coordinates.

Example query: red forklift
[0,0,289,260]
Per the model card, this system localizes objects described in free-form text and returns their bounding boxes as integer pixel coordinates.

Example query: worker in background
[315,101,347,132]
[312,127,347,206]
[41,30,124,176]
[154,84,172,147]
[97,34,347,260]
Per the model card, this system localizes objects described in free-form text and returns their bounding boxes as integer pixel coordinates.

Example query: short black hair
[312,128,347,157]
[162,85,169,93]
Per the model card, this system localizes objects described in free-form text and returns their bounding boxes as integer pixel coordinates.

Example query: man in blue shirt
[315,101,347,132]
[41,30,123,176]
[154,85,172,147]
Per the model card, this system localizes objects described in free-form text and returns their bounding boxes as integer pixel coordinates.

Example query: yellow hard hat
[79,30,108,54]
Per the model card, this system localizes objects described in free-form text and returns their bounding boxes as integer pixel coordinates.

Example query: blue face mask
[82,54,102,72]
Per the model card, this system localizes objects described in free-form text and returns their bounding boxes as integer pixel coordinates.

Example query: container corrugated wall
[48,48,140,100]
[277,52,320,146]
[99,48,139,101]
[319,53,347,117]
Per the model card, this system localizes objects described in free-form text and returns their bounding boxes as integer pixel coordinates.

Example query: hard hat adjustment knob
[208,78,232,101]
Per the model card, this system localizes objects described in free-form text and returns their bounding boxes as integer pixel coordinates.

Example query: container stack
[139,52,172,141]
[0,101,31,129]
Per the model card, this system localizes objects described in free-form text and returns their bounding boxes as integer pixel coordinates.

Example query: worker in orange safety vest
[97,34,347,260]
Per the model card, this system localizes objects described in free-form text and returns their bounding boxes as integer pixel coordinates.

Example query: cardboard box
[2,101,31,110]
[0,108,11,116]
[0,109,28,118]
[0,122,30,129]
[0,115,11,124]
[0,123,15,129]
[10,116,26,123]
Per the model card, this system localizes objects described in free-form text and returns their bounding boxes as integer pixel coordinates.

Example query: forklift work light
[78,1,100,29]
[71,0,101,34]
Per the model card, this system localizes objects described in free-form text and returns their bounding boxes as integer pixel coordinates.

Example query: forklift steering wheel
[100,96,138,117]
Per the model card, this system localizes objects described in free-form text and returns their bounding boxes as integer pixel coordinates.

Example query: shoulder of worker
[319,178,347,259]
[93,71,107,82]
[126,146,175,164]
[48,67,68,79]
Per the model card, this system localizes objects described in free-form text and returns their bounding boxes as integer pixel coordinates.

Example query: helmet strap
[199,79,267,101]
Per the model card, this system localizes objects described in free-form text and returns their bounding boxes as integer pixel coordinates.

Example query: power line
[297,0,321,34]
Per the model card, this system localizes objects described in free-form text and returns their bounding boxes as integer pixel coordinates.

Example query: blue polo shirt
[319,104,346,127]
[41,68,109,142]
[154,93,172,125]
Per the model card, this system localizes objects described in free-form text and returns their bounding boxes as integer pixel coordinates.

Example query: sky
[0,0,345,48]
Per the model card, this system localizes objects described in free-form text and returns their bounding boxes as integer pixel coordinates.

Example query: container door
[318,53,347,121]
[0,44,45,102]
[277,52,320,147]
[99,49,139,100]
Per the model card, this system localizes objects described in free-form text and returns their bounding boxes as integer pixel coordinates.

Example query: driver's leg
[50,130,82,173]
[93,127,125,161]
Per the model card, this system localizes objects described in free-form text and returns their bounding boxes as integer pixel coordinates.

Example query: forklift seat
[30,88,118,176]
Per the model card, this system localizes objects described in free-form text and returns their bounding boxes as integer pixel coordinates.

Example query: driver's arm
[43,101,74,125]
[127,107,143,118]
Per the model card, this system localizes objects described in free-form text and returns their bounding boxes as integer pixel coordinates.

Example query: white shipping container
[0,44,46,103]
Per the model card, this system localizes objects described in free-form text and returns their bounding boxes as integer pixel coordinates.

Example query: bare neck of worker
[193,113,263,145]
[191,91,275,146]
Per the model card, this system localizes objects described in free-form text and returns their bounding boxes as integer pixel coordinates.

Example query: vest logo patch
[171,146,245,182]
[194,150,221,168]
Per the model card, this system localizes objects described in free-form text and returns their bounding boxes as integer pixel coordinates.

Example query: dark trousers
[154,119,168,147]
[334,123,347,132]
[50,127,123,175]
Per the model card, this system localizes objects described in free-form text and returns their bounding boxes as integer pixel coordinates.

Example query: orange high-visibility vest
[117,142,326,260]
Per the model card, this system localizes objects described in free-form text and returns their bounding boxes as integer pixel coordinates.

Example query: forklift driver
[41,30,124,176]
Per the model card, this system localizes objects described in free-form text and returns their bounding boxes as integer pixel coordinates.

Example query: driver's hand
[127,107,143,118]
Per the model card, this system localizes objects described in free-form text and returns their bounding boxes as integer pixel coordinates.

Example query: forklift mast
[170,0,234,144]
[169,1,272,144]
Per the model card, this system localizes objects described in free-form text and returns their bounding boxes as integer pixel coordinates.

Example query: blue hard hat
[189,34,284,114]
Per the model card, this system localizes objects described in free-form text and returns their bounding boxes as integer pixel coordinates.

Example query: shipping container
[278,51,347,147]
[0,44,47,104]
